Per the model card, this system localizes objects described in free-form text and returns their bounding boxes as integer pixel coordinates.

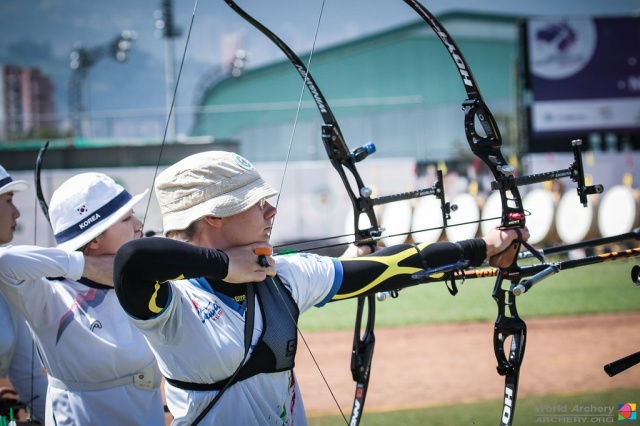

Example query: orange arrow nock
[254,247,273,256]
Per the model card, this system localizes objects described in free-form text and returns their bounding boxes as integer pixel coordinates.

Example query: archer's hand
[483,227,529,268]
[224,243,276,283]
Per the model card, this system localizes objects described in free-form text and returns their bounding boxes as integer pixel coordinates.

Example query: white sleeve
[0,295,17,377]
[7,306,48,421]
[274,253,338,313]
[0,245,85,284]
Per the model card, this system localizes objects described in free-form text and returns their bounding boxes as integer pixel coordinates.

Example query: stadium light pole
[155,0,181,142]
[68,30,136,137]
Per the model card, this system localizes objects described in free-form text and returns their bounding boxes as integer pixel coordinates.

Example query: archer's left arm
[335,239,486,300]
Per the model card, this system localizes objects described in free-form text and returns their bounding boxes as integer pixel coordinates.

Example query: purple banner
[526,16,640,136]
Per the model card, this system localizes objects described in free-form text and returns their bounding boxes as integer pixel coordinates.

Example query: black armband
[457,238,487,267]
[114,237,230,319]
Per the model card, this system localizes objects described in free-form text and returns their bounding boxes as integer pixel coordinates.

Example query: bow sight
[490,139,603,208]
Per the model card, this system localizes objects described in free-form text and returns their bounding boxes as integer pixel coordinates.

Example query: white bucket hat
[0,165,29,195]
[50,173,149,252]
[155,151,278,235]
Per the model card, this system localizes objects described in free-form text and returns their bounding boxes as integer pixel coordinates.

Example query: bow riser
[398,3,589,425]
[224,3,381,424]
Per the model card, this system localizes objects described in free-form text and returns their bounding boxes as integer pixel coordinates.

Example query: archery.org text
[534,404,615,423]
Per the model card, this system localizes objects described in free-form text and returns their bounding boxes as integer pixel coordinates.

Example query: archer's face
[90,209,143,255]
[217,198,277,248]
[0,192,21,245]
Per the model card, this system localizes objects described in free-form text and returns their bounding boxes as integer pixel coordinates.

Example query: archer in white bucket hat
[112,149,528,424]
[50,173,149,252]
[0,165,29,196]
[155,151,277,235]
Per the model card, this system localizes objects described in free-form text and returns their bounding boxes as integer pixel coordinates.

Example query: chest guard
[240,274,299,375]
[166,275,299,391]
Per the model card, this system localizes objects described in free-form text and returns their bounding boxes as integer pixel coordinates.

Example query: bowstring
[29,169,40,422]
[270,2,325,223]
[275,215,504,252]
[146,0,347,421]
[262,1,349,423]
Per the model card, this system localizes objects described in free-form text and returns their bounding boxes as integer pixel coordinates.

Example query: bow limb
[223,0,378,238]
[225,1,452,248]
[26,141,50,423]
[400,3,526,424]
[223,2,374,423]
[402,2,606,424]
[35,140,51,225]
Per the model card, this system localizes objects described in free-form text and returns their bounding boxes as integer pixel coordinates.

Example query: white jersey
[0,294,48,421]
[0,245,165,426]
[131,252,340,426]
[0,294,16,375]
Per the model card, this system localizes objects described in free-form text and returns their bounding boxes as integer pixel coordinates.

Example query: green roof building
[191,12,523,164]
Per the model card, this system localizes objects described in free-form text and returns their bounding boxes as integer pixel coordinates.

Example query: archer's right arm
[114,238,230,319]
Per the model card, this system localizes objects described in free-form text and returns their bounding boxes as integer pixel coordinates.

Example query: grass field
[307,388,640,425]
[299,258,640,332]
[300,257,640,425]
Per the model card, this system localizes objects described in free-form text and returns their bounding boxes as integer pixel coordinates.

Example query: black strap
[189,283,255,426]
[166,377,229,392]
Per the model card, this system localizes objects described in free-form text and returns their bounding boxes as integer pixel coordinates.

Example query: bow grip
[489,239,521,270]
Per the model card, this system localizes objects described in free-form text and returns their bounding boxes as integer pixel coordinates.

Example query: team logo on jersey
[57,288,108,344]
[90,320,103,332]
[192,298,223,323]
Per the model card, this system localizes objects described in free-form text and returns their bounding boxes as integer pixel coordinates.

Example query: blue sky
[0,0,638,131]
[2,0,639,68]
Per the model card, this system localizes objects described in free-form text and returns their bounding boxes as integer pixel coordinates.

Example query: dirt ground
[3,313,639,424]
[294,312,640,416]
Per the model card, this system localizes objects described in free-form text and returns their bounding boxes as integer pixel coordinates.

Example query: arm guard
[335,239,486,300]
